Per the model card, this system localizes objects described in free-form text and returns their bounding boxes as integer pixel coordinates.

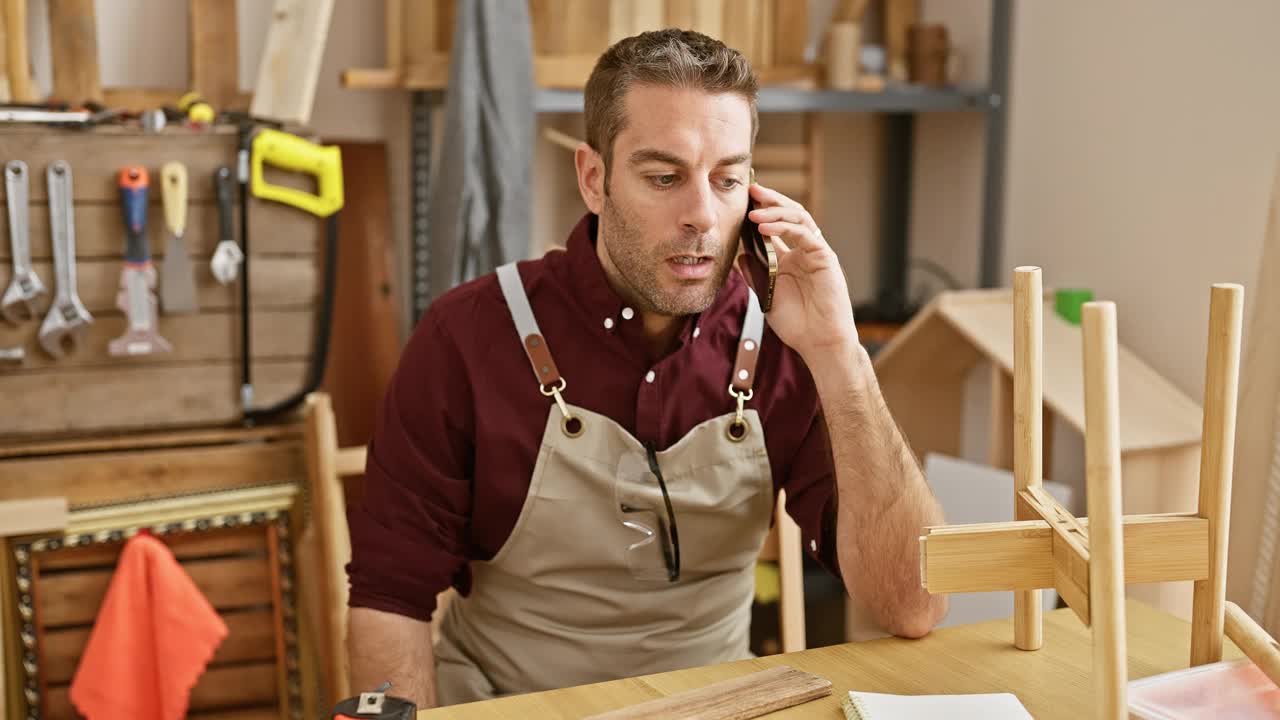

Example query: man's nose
[680,180,717,236]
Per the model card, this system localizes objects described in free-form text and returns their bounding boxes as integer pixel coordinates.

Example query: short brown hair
[584,29,758,187]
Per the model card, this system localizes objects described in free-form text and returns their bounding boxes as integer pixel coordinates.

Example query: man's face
[596,85,753,317]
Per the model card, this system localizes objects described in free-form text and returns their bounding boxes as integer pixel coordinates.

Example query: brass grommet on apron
[541,378,583,438]
[726,385,753,443]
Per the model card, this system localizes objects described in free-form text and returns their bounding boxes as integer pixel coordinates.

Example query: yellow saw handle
[250,128,344,217]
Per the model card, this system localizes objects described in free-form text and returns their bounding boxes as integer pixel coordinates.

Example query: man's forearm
[809,342,947,638]
[348,607,437,708]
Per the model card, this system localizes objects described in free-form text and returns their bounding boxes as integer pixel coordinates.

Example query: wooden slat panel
[0,424,299,460]
[48,0,102,104]
[721,0,761,64]
[10,255,316,314]
[0,309,312,371]
[37,526,267,570]
[0,432,304,506]
[0,360,310,436]
[0,202,321,261]
[41,607,276,684]
[0,132,237,202]
[771,0,807,66]
[38,555,273,627]
[43,662,278,718]
[190,0,241,110]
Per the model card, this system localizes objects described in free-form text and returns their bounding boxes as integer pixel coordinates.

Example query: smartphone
[737,194,777,312]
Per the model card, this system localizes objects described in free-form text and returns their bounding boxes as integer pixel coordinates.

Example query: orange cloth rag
[70,532,229,720]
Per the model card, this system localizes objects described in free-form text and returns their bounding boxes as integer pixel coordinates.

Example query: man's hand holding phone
[741,178,859,364]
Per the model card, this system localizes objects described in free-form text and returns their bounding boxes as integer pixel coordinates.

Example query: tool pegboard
[0,125,326,440]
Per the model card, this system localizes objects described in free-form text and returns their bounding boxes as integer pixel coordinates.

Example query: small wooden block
[583,666,831,720]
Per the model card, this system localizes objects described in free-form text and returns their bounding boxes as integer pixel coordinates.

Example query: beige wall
[1003,1,1280,399]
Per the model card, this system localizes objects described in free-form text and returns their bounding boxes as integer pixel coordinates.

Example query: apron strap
[731,288,764,394]
[497,262,563,390]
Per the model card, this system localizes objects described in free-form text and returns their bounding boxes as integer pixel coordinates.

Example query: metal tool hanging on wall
[241,126,343,422]
[39,161,93,358]
[2,160,46,324]
[108,166,172,357]
[159,161,198,313]
[211,166,243,285]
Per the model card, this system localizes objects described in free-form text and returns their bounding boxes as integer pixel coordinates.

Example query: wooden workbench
[419,600,1243,719]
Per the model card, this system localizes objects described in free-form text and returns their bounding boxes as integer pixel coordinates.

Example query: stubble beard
[599,195,736,317]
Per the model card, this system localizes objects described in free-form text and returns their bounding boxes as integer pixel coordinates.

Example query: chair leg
[1013,267,1044,650]
[1082,301,1127,719]
[1190,284,1244,666]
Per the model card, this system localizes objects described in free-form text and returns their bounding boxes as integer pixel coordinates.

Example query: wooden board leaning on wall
[0,127,324,439]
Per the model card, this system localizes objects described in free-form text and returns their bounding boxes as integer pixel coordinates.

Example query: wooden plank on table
[37,526,267,570]
[47,0,103,104]
[535,55,602,89]
[0,437,304,507]
[4,0,36,103]
[101,87,253,112]
[0,309,312,371]
[190,0,242,110]
[43,663,279,717]
[921,514,1209,594]
[37,555,273,627]
[0,360,310,438]
[0,202,322,261]
[584,666,831,720]
[250,0,336,126]
[41,607,276,684]
[0,497,67,536]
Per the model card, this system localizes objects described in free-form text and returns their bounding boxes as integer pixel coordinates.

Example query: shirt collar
[560,213,747,353]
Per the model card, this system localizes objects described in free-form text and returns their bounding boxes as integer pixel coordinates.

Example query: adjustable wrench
[2,161,47,323]
[109,166,172,357]
[210,166,243,285]
[38,161,94,358]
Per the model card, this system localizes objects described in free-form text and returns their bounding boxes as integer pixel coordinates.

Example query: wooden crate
[0,126,323,441]
[343,0,816,90]
[4,484,311,720]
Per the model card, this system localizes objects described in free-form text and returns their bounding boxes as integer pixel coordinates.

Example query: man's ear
[575,144,605,215]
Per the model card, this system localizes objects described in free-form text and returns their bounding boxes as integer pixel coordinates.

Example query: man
[346,29,947,708]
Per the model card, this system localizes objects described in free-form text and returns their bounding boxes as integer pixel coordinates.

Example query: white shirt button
[810,539,818,553]
[645,370,656,383]
[621,307,635,320]
[603,317,614,330]
[693,327,700,338]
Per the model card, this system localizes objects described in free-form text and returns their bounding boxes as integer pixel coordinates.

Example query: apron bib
[434,263,775,705]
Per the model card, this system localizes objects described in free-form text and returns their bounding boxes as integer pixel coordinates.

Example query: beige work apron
[433,262,775,706]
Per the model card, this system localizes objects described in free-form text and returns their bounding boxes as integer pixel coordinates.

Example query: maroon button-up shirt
[348,214,841,622]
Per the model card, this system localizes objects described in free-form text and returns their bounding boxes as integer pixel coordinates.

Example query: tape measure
[331,686,415,720]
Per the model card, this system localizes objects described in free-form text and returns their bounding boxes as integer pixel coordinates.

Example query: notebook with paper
[842,690,1033,719]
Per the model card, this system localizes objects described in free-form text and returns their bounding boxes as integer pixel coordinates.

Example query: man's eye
[719,177,742,189]
[651,174,677,187]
